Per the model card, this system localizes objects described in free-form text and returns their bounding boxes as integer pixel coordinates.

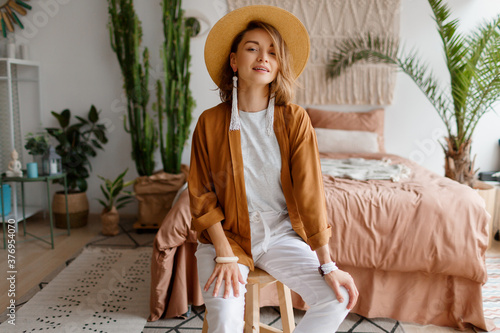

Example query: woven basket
[134,165,188,227]
[53,191,89,229]
[101,207,120,236]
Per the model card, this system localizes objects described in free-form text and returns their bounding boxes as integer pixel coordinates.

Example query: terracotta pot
[101,206,120,236]
[53,191,89,229]
[134,164,189,227]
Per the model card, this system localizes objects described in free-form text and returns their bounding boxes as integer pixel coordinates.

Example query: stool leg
[245,282,260,333]
[277,281,295,333]
[202,309,208,333]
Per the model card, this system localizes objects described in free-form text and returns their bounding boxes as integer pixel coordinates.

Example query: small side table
[1,172,70,249]
[479,181,500,247]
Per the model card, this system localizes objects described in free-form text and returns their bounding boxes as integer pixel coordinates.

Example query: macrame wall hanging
[227,0,401,105]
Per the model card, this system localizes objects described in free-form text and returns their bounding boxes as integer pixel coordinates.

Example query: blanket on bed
[322,153,488,284]
[320,157,411,181]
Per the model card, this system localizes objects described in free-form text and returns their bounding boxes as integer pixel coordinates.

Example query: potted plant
[24,132,50,175]
[97,168,134,236]
[327,0,500,187]
[45,105,108,228]
[107,0,157,177]
[108,0,195,229]
[155,0,195,175]
[131,0,194,229]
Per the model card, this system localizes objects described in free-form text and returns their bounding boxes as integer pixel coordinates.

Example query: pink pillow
[306,108,385,152]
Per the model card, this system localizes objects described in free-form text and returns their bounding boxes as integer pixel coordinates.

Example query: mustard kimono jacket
[188,101,331,270]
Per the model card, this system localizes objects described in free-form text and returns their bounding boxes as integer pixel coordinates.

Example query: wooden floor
[0,212,102,311]
[1,212,499,332]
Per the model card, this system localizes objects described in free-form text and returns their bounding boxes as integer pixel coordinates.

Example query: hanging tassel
[229,75,240,132]
[266,96,275,136]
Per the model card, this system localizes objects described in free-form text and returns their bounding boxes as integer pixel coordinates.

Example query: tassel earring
[265,82,275,136]
[229,73,240,132]
[266,96,275,136]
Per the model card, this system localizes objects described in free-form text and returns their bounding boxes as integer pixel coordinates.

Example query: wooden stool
[202,267,295,333]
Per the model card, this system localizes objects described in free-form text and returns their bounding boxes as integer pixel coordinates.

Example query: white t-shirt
[239,109,287,213]
[239,109,296,254]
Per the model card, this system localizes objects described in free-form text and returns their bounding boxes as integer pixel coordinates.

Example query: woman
[188,5,358,333]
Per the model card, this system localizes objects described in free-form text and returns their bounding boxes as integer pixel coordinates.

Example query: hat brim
[204,5,310,88]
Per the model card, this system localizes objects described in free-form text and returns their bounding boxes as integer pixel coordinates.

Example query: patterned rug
[144,307,404,332]
[484,254,500,330]
[0,247,152,332]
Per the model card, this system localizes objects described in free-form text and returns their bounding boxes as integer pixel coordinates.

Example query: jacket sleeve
[289,107,331,250]
[188,115,225,233]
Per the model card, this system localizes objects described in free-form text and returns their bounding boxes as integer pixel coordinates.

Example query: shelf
[0,77,38,82]
[0,58,40,67]
[0,205,42,223]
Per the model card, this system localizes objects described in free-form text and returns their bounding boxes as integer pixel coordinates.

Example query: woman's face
[230,28,279,90]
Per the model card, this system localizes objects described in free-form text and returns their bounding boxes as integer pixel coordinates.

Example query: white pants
[196,212,350,333]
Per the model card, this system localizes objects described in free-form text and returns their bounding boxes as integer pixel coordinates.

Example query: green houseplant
[132,0,195,229]
[108,0,158,177]
[46,105,108,228]
[155,0,195,175]
[327,0,500,187]
[24,132,50,156]
[24,132,50,175]
[97,168,134,236]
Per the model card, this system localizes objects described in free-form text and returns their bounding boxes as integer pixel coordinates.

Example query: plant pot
[134,164,188,227]
[443,138,475,187]
[33,154,45,176]
[53,191,89,229]
[101,206,120,236]
[474,181,496,249]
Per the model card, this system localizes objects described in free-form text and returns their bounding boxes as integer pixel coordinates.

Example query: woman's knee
[312,285,350,310]
[204,297,245,333]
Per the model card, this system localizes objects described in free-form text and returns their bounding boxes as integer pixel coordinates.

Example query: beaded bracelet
[318,261,338,277]
[215,256,239,264]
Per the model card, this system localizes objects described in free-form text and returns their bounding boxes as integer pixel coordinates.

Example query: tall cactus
[156,0,195,174]
[108,0,158,176]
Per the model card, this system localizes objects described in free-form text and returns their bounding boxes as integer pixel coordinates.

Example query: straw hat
[204,5,310,88]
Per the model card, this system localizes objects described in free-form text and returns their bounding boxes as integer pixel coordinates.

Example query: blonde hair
[218,21,296,106]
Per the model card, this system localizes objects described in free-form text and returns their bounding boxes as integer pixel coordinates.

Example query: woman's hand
[324,269,359,310]
[204,262,245,298]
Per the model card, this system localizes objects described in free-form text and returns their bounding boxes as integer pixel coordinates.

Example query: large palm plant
[328,0,500,187]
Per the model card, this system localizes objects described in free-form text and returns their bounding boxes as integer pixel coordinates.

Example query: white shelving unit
[0,58,42,223]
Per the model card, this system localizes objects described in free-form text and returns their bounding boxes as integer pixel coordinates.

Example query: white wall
[390,0,500,176]
[10,0,500,213]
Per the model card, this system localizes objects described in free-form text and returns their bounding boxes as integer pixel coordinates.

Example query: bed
[148,107,493,331]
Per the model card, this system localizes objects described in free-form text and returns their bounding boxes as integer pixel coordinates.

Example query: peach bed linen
[148,153,494,331]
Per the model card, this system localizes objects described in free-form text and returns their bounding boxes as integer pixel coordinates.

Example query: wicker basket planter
[53,191,89,229]
[134,165,188,227]
[101,206,120,236]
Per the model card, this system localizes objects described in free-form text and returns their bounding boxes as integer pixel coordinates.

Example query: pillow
[314,128,379,154]
[306,108,385,152]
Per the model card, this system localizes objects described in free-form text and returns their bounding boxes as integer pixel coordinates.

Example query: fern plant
[327,0,500,187]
